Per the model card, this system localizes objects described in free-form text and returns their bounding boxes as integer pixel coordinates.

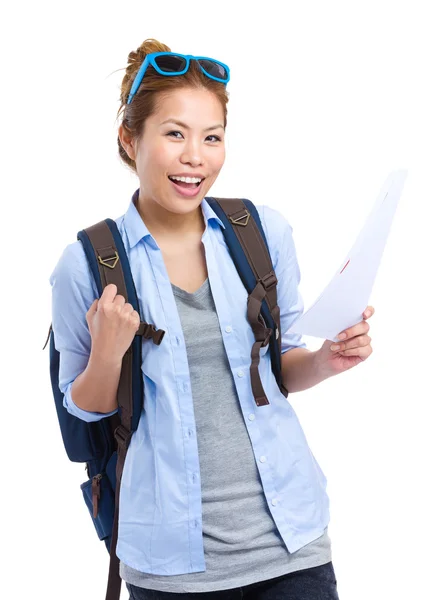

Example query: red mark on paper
[340,259,350,274]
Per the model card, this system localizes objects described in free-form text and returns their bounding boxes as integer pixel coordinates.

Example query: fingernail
[338,333,346,340]
[330,344,340,351]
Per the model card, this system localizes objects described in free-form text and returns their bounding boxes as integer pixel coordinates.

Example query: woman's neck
[135,195,205,241]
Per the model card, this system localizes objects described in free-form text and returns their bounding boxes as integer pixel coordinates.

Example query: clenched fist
[86,283,141,363]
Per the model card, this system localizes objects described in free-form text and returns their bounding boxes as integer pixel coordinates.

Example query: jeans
[126,561,340,599]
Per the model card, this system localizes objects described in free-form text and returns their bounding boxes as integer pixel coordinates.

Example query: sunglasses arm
[127,57,150,105]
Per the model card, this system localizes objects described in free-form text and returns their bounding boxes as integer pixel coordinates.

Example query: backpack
[44,197,289,600]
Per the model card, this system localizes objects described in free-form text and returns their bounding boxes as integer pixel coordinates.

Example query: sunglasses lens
[198,59,228,80]
[154,54,187,73]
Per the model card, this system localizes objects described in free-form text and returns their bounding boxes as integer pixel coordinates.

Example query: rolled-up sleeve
[258,204,307,354]
[49,241,118,422]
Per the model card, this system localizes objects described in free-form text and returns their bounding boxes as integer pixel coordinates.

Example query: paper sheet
[286,170,408,343]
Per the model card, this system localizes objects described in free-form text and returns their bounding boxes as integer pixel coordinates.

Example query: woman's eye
[207,135,222,142]
[167,131,184,139]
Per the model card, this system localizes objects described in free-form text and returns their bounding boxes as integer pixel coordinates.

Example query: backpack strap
[206,197,289,405]
[77,218,165,600]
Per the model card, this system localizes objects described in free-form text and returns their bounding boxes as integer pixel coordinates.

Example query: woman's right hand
[86,283,141,363]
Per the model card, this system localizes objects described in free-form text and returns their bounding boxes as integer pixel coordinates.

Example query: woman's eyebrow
[160,118,224,132]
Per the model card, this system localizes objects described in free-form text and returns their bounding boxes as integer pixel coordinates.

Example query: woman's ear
[118,123,136,161]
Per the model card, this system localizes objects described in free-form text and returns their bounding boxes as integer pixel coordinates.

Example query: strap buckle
[153,329,166,345]
[114,424,133,449]
[259,271,278,292]
[229,209,250,227]
[138,323,166,346]
[98,250,119,269]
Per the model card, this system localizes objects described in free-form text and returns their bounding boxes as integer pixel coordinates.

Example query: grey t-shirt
[120,278,332,593]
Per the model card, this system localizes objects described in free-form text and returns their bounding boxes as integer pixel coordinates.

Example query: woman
[50,38,374,599]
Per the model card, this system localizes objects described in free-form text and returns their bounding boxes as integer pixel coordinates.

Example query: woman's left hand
[315,306,375,377]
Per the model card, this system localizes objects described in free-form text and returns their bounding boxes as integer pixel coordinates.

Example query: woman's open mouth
[168,176,205,198]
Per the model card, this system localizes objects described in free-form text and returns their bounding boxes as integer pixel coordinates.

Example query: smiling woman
[49,36,339,600]
[116,39,229,221]
[119,97,226,223]
[120,92,226,208]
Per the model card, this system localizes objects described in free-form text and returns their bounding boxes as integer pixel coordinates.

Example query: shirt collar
[124,188,225,249]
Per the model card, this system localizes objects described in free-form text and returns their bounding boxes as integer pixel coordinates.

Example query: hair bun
[126,48,144,67]
[117,38,172,112]
[127,46,147,67]
[127,38,171,69]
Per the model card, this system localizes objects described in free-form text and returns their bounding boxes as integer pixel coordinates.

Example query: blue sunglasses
[127,52,230,105]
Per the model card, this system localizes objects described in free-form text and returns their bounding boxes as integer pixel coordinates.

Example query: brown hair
[116,38,230,174]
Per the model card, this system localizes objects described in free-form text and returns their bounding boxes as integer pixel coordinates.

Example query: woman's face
[121,87,226,217]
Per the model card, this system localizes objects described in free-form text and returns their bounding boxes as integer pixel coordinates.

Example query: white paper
[286,170,408,343]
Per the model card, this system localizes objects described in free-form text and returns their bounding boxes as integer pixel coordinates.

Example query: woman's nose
[180,142,204,166]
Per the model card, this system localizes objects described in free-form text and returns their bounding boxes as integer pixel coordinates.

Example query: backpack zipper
[91,473,103,518]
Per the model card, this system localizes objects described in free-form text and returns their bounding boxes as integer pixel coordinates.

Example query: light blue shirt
[49,190,330,575]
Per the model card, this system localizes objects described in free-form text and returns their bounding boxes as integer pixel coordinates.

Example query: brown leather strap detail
[82,221,134,600]
[218,200,278,306]
[83,221,133,420]
[105,424,132,600]
[213,198,288,404]
[136,322,165,345]
[82,221,166,600]
[83,221,130,298]
[247,281,273,406]
[92,475,101,518]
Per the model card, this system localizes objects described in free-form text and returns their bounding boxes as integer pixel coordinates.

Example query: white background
[2,1,427,599]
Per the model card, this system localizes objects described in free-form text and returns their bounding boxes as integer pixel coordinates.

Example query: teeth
[170,176,202,184]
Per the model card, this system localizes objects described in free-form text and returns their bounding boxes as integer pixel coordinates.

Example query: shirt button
[272,498,278,506]
[237,370,244,378]
[248,414,255,421]
[259,456,266,463]
[225,326,232,333]
[175,336,181,345]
